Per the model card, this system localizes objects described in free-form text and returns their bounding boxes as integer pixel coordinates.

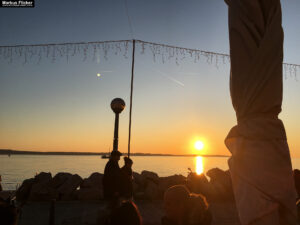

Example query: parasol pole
[128,39,135,158]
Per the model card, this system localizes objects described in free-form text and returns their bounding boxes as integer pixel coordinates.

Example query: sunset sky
[0,1,299,156]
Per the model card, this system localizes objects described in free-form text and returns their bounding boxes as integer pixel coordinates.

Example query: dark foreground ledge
[17,200,240,225]
[0,169,240,225]
[3,168,300,225]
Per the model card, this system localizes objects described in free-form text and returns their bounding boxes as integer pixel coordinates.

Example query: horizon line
[0,149,230,157]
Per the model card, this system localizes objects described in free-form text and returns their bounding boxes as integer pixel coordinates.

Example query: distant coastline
[0,149,229,157]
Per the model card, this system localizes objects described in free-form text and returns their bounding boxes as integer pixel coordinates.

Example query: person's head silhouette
[124,157,133,168]
[163,185,212,225]
[110,151,122,162]
[110,200,142,225]
[186,193,211,225]
[164,185,190,223]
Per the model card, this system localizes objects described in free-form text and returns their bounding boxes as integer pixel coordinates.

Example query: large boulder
[34,172,52,184]
[141,170,159,184]
[28,183,57,201]
[206,168,234,202]
[144,180,160,200]
[75,188,103,201]
[133,172,147,192]
[16,178,35,202]
[133,172,146,187]
[158,175,186,197]
[186,172,209,195]
[80,173,103,189]
[27,172,55,201]
[57,174,83,200]
[206,168,227,182]
[49,172,72,189]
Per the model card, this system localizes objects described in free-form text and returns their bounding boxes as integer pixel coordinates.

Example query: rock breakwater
[15,168,236,203]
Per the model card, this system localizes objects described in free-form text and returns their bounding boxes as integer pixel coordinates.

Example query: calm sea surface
[1,155,300,190]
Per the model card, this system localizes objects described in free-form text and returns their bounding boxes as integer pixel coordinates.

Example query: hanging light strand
[0,39,299,79]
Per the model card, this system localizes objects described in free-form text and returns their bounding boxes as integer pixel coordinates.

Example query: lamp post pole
[111,98,126,152]
[113,112,119,151]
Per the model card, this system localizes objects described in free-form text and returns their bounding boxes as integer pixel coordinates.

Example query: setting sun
[194,140,204,150]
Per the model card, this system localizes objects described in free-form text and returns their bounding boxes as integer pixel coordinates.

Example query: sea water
[0,155,299,190]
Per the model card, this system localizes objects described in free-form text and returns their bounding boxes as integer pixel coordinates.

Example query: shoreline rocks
[12,167,300,203]
[13,168,237,204]
[16,173,83,202]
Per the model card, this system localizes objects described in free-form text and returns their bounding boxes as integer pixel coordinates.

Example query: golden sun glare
[196,156,204,175]
[194,140,204,150]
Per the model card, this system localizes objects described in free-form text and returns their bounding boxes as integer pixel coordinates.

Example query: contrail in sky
[99,63,185,87]
[139,61,185,87]
[156,70,185,87]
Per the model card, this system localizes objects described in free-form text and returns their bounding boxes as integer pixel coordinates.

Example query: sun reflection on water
[195,156,204,175]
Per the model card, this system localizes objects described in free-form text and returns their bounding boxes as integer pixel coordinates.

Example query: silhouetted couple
[103,151,133,205]
[162,185,212,225]
[104,184,211,225]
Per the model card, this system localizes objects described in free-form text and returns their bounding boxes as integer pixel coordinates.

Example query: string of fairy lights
[0,39,299,79]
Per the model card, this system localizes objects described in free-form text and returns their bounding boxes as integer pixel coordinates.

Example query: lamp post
[111,98,126,152]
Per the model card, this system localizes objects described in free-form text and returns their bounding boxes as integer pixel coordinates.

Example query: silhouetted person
[103,150,122,202]
[163,185,190,225]
[187,194,212,225]
[0,198,18,225]
[162,185,211,225]
[121,157,133,199]
[110,200,142,225]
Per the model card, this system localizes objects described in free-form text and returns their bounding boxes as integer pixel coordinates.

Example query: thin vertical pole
[113,113,120,151]
[128,39,135,157]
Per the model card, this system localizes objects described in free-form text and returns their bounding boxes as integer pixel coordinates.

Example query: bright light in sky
[195,140,204,150]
